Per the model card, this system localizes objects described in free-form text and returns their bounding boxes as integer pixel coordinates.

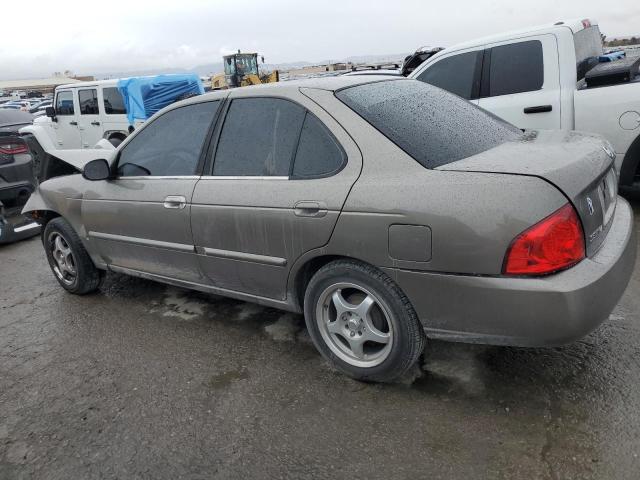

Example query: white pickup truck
[410,18,640,188]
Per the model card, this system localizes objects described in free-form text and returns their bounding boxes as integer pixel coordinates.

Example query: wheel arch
[289,254,385,312]
[619,133,640,186]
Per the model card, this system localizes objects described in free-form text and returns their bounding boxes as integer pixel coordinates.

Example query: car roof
[430,18,597,56]
[183,75,405,106]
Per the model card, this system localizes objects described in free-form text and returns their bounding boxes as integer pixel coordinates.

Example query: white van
[36,79,134,149]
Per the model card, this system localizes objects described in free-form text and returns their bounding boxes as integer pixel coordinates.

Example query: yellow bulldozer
[211,51,279,89]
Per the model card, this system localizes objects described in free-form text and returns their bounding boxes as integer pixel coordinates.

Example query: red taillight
[503,203,585,276]
[0,141,28,155]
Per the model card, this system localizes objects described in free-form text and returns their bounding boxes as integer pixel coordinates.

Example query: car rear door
[478,35,561,129]
[190,91,362,300]
[52,89,81,149]
[81,100,221,282]
[77,88,103,148]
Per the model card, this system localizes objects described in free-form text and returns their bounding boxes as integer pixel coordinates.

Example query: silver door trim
[198,246,287,266]
[88,231,194,253]
[114,176,201,180]
[199,176,289,180]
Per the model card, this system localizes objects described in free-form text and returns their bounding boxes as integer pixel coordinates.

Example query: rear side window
[103,87,126,115]
[292,113,345,178]
[487,41,544,96]
[55,91,74,115]
[78,89,98,115]
[416,51,482,100]
[117,101,219,177]
[213,98,305,176]
[336,80,521,169]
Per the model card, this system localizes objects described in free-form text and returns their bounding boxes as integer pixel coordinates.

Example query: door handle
[91,121,101,126]
[69,121,78,125]
[294,201,327,218]
[523,105,552,114]
[163,195,187,209]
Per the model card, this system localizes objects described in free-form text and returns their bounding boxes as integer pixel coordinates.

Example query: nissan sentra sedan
[23,77,636,382]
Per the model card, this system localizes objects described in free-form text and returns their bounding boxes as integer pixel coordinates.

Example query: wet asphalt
[1,193,639,480]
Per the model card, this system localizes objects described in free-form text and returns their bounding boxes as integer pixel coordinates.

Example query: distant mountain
[89,52,410,80]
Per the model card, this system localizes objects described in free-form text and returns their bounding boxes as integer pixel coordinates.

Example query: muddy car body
[24,77,636,381]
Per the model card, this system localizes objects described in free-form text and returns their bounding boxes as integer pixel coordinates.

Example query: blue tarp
[117,74,204,125]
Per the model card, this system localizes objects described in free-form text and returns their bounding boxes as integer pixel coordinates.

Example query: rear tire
[43,218,103,295]
[304,260,425,382]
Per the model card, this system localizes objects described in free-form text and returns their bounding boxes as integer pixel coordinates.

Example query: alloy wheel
[316,282,394,368]
[49,232,77,286]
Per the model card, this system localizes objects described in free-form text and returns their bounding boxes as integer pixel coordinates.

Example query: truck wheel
[43,218,104,294]
[304,260,425,383]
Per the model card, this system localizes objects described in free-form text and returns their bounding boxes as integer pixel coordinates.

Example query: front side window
[292,113,345,178]
[55,91,74,115]
[416,51,482,100]
[117,101,219,177]
[213,98,305,176]
[488,40,544,96]
[103,87,126,115]
[336,79,521,169]
[78,89,99,115]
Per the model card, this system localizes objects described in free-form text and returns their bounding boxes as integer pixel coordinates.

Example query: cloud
[2,0,639,79]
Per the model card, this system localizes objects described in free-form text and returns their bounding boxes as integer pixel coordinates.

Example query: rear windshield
[336,79,521,169]
[574,25,604,81]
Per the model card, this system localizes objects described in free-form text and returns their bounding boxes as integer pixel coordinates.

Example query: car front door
[77,88,103,148]
[81,100,221,282]
[413,48,483,105]
[190,93,362,300]
[478,35,561,129]
[52,89,81,149]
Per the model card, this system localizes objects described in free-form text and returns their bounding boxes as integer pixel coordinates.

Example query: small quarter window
[55,91,74,115]
[292,113,345,178]
[78,89,99,115]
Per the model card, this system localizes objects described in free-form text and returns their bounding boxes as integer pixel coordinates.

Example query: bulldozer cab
[224,53,259,88]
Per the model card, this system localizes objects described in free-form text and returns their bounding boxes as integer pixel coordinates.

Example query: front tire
[304,260,425,382]
[43,218,103,294]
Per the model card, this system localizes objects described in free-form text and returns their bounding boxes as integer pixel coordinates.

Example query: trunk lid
[437,130,617,257]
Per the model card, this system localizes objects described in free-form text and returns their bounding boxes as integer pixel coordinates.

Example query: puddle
[236,303,266,321]
[207,367,249,389]
[264,313,303,342]
[161,287,208,321]
[413,343,487,395]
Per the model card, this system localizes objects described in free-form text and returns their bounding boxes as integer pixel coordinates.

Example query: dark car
[0,110,40,243]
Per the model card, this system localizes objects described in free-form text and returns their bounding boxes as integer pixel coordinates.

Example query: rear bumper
[394,197,637,346]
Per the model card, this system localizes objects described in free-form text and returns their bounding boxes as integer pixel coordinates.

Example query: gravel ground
[1,193,639,480]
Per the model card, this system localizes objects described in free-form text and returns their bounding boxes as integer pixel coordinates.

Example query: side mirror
[83,159,111,181]
[45,106,56,120]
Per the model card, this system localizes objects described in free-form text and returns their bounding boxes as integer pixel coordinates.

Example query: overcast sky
[1,0,639,80]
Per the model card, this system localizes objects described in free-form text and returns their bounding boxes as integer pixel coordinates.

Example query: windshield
[336,79,522,169]
[574,25,604,81]
[225,54,258,76]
